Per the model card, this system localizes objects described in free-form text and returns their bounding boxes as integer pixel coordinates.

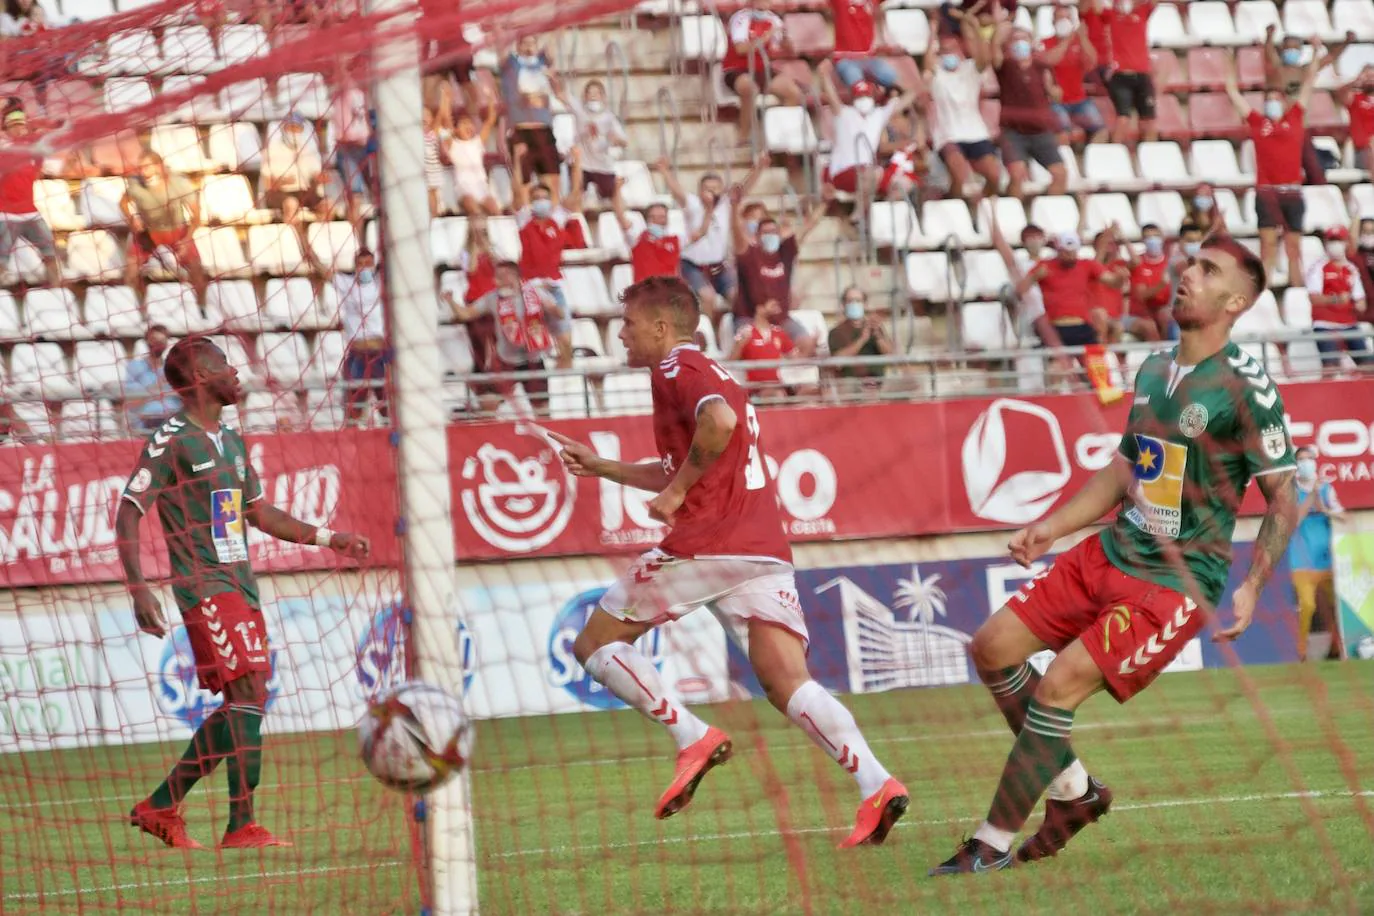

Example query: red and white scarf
[496,283,553,353]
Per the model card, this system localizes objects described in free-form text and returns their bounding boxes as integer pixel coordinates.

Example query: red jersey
[735,323,794,383]
[0,159,40,215]
[879,142,923,195]
[735,237,799,318]
[630,228,682,282]
[1102,2,1154,73]
[1081,10,1111,72]
[1037,258,1108,323]
[517,207,587,281]
[650,345,792,562]
[1093,258,1128,318]
[1349,92,1374,147]
[1041,36,1089,105]
[831,0,877,55]
[1248,105,1305,186]
[1129,254,1171,315]
[1305,257,1365,325]
[464,251,496,303]
[723,9,785,73]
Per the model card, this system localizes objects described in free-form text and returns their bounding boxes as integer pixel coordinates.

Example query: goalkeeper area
[3,666,1371,914]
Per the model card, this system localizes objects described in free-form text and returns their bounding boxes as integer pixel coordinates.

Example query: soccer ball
[358,681,473,793]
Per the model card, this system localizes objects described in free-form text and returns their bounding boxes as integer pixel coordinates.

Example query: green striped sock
[986,699,1078,832]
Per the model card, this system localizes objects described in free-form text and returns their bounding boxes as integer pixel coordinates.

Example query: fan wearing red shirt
[728,299,797,400]
[1338,66,1374,170]
[723,0,804,149]
[1088,227,1132,342]
[1126,223,1171,341]
[1040,9,1105,145]
[613,187,683,282]
[1226,52,1318,290]
[1305,226,1373,371]
[548,275,908,848]
[831,0,902,92]
[1017,231,1125,347]
[730,189,827,355]
[0,110,62,288]
[513,162,587,367]
[1097,0,1157,143]
[1077,0,1112,84]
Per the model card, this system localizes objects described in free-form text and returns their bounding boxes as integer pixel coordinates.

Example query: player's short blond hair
[621,275,700,337]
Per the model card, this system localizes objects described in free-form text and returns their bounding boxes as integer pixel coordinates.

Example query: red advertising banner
[0,428,399,588]
[2,379,1370,582]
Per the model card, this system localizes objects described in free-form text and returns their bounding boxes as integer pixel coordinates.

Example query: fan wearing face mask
[303,245,391,424]
[991,22,1068,201]
[513,152,588,369]
[830,0,904,93]
[922,15,1003,209]
[730,185,828,357]
[555,78,629,204]
[819,64,919,201]
[721,0,804,149]
[1349,216,1374,294]
[826,287,893,391]
[1184,182,1225,237]
[1225,48,1321,290]
[1097,0,1158,144]
[1337,64,1374,171]
[1264,24,1351,185]
[1126,223,1172,341]
[1040,7,1105,146]
[501,36,562,197]
[1286,446,1346,662]
[614,184,683,283]
[1304,225,1374,372]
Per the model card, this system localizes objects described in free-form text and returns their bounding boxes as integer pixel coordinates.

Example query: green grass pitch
[2,663,1370,915]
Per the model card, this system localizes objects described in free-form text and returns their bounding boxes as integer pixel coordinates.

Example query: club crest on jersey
[1178,403,1209,439]
[1261,425,1288,461]
[1125,434,1186,538]
[128,467,152,494]
[210,488,250,563]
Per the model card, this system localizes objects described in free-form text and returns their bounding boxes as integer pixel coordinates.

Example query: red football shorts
[1008,535,1204,703]
[825,166,860,193]
[183,591,272,694]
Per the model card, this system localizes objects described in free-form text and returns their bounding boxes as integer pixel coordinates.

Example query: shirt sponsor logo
[192,460,214,473]
[210,488,249,563]
[128,467,152,493]
[1178,403,1209,439]
[1125,434,1187,538]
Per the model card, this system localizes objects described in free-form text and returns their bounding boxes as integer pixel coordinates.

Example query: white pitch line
[489,789,1374,860]
[2,859,409,903]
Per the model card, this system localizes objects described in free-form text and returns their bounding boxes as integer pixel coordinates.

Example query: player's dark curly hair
[621,275,699,337]
[163,336,224,394]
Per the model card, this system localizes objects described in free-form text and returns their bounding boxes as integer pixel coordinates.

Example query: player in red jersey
[550,276,907,847]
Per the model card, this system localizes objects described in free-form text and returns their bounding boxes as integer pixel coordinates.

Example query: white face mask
[1327,240,1347,259]
[584,99,604,113]
[1297,457,1318,480]
[1264,99,1285,120]
[1054,18,1073,37]
[1360,233,1374,249]
[853,96,876,115]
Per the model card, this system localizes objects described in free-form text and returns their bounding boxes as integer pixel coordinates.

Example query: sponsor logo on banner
[1285,413,1374,484]
[546,588,663,709]
[962,399,1072,524]
[155,628,280,729]
[817,565,972,694]
[458,424,576,552]
[355,605,475,699]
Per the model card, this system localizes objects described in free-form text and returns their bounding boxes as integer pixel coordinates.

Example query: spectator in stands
[1350,215,1374,292]
[1337,66,1374,170]
[731,185,828,355]
[262,113,330,225]
[513,147,586,367]
[1306,225,1373,372]
[123,324,183,435]
[1185,183,1224,237]
[419,0,478,129]
[741,201,769,242]
[1041,6,1105,147]
[1174,219,1203,261]
[612,179,682,282]
[331,60,372,226]
[556,79,628,205]
[501,36,560,198]
[1127,222,1171,341]
[450,260,563,412]
[1092,0,1157,144]
[1088,225,1132,342]
[1264,25,1350,185]
[445,216,497,385]
[819,65,918,201]
[875,122,928,201]
[938,0,1013,42]
[423,108,445,217]
[992,21,1067,201]
[730,297,797,401]
[445,104,501,217]
[830,0,902,94]
[990,215,1075,369]
[924,16,1002,209]
[1,0,52,36]
[1226,51,1320,290]
[0,398,29,442]
[722,0,804,150]
[1017,230,1123,349]
[1076,0,1111,86]
[1289,445,1346,661]
[305,244,389,424]
[122,150,207,303]
[826,287,892,391]
[0,110,61,288]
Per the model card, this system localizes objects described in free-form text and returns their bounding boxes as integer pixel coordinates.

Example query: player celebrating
[931,238,1301,874]
[116,337,370,850]
[550,276,907,847]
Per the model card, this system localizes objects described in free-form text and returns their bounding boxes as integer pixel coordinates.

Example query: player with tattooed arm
[550,276,908,847]
[932,237,1301,874]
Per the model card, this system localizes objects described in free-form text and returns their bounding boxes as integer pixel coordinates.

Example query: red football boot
[129,800,205,850]
[839,777,910,848]
[220,823,293,849]
[654,727,733,820]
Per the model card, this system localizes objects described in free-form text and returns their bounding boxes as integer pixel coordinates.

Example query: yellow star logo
[218,493,237,519]
[1136,450,1157,473]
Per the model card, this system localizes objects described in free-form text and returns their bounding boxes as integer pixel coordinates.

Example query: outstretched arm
[1297,37,1324,110]
[245,501,371,558]
[550,431,672,491]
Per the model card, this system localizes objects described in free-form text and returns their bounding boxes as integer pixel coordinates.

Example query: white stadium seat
[1189,139,1249,187]
[308,331,346,384]
[79,177,128,227]
[885,9,931,54]
[485,216,522,261]
[260,332,313,387]
[277,73,332,121]
[248,224,307,275]
[438,323,475,377]
[84,286,143,338]
[869,200,919,249]
[1135,141,1191,189]
[145,282,213,335]
[10,342,78,401]
[1083,193,1141,241]
[195,226,252,278]
[764,107,819,154]
[429,217,469,267]
[613,160,662,210]
[206,122,262,172]
[75,341,126,398]
[1147,3,1192,48]
[35,180,85,231]
[678,14,726,61]
[1302,185,1350,232]
[64,230,124,282]
[547,376,597,419]
[562,265,616,317]
[1136,191,1188,234]
[202,174,269,224]
[1027,195,1081,237]
[1282,0,1340,39]
[0,291,24,342]
[916,199,984,249]
[103,77,153,113]
[25,288,89,341]
[906,251,952,302]
[307,221,359,273]
[210,279,263,331]
[600,371,653,414]
[986,197,1029,243]
[961,251,1013,299]
[160,26,218,74]
[266,277,330,330]
[150,124,213,174]
[219,24,270,67]
[1332,0,1374,40]
[961,301,1015,351]
[1083,144,1146,193]
[1234,1,1283,45]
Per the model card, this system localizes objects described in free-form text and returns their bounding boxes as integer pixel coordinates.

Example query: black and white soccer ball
[358,681,473,793]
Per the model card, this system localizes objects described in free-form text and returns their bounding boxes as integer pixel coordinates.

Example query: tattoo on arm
[686,440,722,469]
[1246,471,1299,589]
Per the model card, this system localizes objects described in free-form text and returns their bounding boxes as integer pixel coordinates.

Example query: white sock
[1047,758,1090,801]
[973,821,1015,854]
[584,642,709,750]
[784,680,891,797]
